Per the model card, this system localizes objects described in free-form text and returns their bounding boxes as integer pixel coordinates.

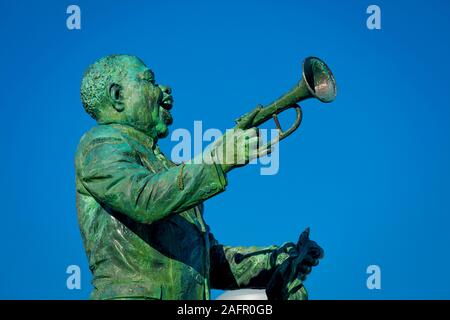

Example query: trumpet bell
[234,56,337,157]
[302,57,337,103]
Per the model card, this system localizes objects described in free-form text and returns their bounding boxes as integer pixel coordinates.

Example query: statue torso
[75,124,212,300]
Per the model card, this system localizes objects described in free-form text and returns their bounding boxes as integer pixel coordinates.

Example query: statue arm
[77,134,227,224]
[208,233,293,290]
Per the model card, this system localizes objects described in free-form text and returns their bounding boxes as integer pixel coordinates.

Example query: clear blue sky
[1,0,450,299]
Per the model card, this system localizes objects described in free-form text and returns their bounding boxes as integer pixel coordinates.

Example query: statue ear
[109,83,124,112]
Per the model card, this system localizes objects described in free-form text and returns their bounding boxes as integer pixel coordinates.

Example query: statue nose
[159,85,171,94]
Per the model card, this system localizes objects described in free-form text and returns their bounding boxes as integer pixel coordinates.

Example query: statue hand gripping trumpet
[75,54,337,300]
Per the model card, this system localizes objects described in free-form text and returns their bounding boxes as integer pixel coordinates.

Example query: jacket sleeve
[208,233,292,290]
[78,133,227,224]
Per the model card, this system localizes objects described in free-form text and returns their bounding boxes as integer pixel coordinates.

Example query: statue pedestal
[216,289,268,300]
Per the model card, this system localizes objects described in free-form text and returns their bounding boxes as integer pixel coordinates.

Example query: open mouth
[159,101,173,125]
[159,93,173,125]
[155,88,173,125]
[160,106,173,125]
[160,95,173,110]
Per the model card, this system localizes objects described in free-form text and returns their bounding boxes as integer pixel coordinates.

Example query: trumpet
[235,56,337,156]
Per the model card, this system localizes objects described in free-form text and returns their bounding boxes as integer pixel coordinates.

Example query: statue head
[80,54,173,139]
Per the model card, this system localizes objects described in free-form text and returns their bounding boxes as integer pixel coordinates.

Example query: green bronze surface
[75,54,324,300]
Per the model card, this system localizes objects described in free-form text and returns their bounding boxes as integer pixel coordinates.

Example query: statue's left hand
[266,228,324,300]
[294,228,324,281]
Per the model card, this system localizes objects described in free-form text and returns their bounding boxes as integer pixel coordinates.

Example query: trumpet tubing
[235,56,337,156]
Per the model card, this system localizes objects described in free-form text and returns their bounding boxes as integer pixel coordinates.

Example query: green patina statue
[75,54,324,300]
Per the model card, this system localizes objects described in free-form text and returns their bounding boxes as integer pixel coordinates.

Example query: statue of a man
[75,54,323,300]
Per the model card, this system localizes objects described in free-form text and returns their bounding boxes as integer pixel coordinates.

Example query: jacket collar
[109,123,156,150]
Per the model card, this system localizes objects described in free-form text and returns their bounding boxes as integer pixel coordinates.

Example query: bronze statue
[75,54,335,300]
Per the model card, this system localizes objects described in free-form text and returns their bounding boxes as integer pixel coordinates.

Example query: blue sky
[1,0,450,299]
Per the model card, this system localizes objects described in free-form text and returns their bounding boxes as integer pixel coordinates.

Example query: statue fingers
[306,241,324,259]
[299,265,312,275]
[302,255,319,267]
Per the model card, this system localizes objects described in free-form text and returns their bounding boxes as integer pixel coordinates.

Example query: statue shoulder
[75,125,128,165]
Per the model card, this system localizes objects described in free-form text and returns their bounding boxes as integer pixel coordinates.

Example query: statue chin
[156,123,169,139]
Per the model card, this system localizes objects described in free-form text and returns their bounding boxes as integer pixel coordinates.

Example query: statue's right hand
[207,128,259,173]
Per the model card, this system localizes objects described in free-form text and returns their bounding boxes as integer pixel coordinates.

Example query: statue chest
[134,142,208,234]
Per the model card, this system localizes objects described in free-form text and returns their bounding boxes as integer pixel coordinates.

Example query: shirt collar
[109,123,156,150]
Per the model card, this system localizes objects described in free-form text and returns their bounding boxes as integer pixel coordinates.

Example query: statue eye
[143,77,155,85]
[138,72,155,84]
[140,70,156,84]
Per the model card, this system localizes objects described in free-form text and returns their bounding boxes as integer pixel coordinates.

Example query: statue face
[119,58,173,139]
